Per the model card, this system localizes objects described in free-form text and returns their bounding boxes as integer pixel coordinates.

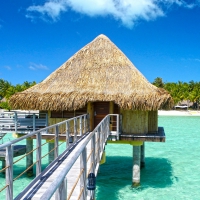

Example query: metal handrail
[35,114,118,200]
[0,114,89,200]
[0,114,88,149]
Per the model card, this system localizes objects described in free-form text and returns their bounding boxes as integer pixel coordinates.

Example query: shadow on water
[96,156,174,199]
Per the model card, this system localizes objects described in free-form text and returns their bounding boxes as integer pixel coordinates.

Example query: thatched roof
[9,34,173,111]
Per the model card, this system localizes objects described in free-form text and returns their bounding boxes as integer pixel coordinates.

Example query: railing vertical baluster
[100,124,103,152]
[55,125,59,159]
[117,114,119,140]
[14,112,17,133]
[101,123,105,152]
[97,128,100,164]
[80,147,87,200]
[74,118,77,142]
[66,121,69,148]
[6,145,13,200]
[91,134,96,172]
[80,116,82,136]
[56,178,67,200]
[45,113,48,134]
[107,117,110,138]
[33,113,36,132]
[83,115,86,134]
[119,114,122,135]
[87,114,90,132]
[36,132,42,175]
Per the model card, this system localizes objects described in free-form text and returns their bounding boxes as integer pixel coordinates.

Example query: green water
[96,116,200,199]
[1,116,200,199]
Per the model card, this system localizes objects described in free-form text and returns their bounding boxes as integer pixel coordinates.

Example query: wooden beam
[87,102,94,131]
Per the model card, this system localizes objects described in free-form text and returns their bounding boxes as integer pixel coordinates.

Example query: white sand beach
[158,110,200,116]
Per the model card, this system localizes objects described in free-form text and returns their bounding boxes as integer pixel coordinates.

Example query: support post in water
[26,137,33,177]
[140,143,145,168]
[132,145,141,187]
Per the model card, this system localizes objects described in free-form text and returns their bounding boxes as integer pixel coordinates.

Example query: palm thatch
[9,34,173,111]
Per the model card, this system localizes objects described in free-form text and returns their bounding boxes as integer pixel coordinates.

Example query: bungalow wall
[41,102,158,134]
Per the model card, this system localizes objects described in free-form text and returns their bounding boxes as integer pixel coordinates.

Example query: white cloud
[4,66,11,70]
[29,63,49,70]
[26,0,199,27]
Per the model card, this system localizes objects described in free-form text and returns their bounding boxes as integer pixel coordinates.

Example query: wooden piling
[140,143,145,168]
[132,146,141,187]
[26,138,33,177]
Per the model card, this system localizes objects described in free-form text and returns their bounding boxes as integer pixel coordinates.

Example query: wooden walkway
[16,133,96,200]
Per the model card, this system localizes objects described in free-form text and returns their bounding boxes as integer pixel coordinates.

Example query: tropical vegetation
[0,77,200,110]
[152,77,200,108]
[0,79,36,110]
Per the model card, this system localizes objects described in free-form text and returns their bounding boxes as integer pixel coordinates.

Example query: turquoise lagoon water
[1,116,200,199]
[96,116,200,200]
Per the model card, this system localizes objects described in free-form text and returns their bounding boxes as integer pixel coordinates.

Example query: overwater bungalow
[9,34,173,187]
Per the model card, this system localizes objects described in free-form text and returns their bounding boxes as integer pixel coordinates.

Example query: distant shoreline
[158,110,200,116]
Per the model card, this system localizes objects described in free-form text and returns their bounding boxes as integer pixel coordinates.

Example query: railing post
[66,121,69,148]
[100,124,103,152]
[106,117,110,138]
[87,114,90,132]
[116,114,119,140]
[80,147,87,200]
[91,134,96,172]
[33,113,36,132]
[55,178,67,200]
[14,112,17,133]
[101,123,105,152]
[119,114,122,134]
[55,125,59,159]
[6,145,13,200]
[83,115,86,134]
[74,118,77,142]
[97,128,100,164]
[80,116,82,136]
[36,132,42,175]
[45,113,48,133]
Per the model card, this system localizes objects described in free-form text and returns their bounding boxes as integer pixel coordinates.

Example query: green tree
[0,79,12,100]
[152,77,164,88]
[0,79,37,110]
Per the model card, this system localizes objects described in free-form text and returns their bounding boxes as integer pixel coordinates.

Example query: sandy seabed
[158,110,200,116]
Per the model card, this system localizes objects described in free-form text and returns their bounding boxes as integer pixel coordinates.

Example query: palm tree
[0,79,12,100]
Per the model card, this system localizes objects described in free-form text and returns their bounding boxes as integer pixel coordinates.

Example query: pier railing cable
[17,114,119,200]
[0,114,89,200]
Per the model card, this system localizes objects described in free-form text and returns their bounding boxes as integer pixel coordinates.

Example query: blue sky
[0,0,200,85]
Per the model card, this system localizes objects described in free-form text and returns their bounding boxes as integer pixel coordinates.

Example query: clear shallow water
[1,116,200,199]
[0,136,66,199]
[96,116,200,200]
